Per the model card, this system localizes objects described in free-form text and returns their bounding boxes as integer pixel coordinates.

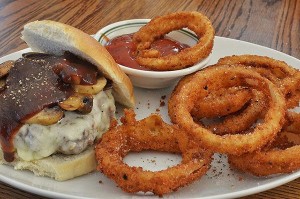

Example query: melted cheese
[14,90,115,161]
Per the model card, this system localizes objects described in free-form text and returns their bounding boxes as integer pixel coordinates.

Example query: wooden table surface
[0,0,299,198]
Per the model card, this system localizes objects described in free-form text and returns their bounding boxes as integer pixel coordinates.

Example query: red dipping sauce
[105,33,189,71]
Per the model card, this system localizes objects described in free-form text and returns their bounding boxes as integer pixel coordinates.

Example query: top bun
[21,20,135,108]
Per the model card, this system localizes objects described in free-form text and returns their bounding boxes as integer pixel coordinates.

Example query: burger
[0,20,135,181]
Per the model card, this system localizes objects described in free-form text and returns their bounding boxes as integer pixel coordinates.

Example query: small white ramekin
[94,19,211,89]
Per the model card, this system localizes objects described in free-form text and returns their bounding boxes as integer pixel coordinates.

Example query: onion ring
[229,112,300,176]
[132,11,214,71]
[95,109,212,196]
[205,89,267,135]
[168,65,286,155]
[217,55,300,108]
[228,128,300,176]
[192,87,252,119]
[217,55,298,83]
[173,74,253,119]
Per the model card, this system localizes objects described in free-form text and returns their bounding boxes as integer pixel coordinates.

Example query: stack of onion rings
[95,109,212,196]
[188,55,300,135]
[168,54,300,176]
[132,11,214,71]
[168,65,286,155]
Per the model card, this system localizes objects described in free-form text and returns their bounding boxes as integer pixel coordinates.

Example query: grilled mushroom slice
[24,106,64,125]
[73,77,107,95]
[0,60,14,78]
[59,93,93,114]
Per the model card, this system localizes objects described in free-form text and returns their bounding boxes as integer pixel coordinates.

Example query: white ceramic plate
[0,37,300,199]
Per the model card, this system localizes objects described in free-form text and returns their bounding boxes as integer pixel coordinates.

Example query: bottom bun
[0,147,96,181]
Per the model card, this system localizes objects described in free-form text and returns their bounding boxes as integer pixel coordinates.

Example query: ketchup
[105,33,189,70]
[0,52,99,162]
